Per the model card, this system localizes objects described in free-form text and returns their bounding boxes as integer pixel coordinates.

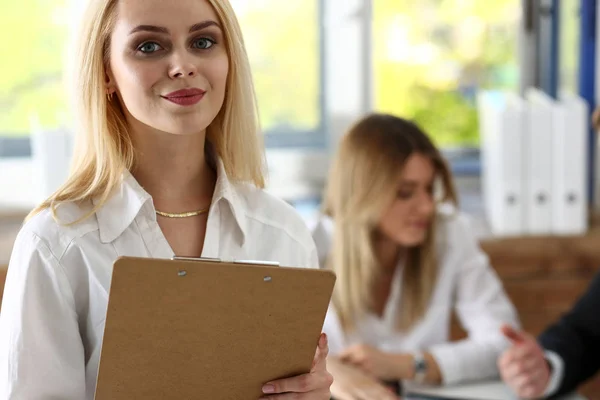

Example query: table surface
[404,380,585,400]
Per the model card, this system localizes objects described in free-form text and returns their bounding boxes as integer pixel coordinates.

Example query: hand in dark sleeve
[538,272,600,397]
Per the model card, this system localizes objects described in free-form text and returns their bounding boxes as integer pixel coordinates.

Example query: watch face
[415,358,427,372]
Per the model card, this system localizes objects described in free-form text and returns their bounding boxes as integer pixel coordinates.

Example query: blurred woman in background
[312,113,520,399]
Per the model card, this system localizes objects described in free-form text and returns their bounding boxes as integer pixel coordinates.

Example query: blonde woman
[312,114,520,399]
[0,0,333,398]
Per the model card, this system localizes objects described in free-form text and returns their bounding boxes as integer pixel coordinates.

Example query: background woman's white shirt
[0,158,318,400]
[311,209,520,385]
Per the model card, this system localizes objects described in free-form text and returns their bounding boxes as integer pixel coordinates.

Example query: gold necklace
[155,207,209,218]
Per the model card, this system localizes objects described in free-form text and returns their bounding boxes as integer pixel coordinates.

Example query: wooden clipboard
[94,256,336,400]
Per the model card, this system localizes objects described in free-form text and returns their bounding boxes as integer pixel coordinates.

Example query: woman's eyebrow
[129,20,222,35]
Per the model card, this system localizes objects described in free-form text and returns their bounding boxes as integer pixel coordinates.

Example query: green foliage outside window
[374,0,519,147]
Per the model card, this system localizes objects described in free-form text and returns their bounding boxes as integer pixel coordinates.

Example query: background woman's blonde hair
[27,0,265,223]
[322,113,458,332]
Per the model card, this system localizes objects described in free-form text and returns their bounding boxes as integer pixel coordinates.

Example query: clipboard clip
[171,256,280,266]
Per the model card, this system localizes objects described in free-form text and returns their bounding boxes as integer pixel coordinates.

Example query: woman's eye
[192,38,215,50]
[138,42,162,54]
[397,191,412,199]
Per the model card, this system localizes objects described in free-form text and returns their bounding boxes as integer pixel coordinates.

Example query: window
[0,0,326,158]
[0,0,69,157]
[373,0,520,148]
[558,1,580,96]
[230,0,326,148]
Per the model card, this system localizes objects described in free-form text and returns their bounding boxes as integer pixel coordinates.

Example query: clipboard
[94,256,336,400]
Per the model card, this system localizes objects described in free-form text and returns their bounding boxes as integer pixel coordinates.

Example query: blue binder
[578,0,597,205]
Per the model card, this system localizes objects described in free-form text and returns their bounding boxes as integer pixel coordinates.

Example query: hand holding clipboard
[260,333,333,398]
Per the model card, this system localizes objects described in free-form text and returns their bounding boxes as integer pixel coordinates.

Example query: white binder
[524,89,554,235]
[478,91,525,236]
[552,94,588,235]
[524,88,555,235]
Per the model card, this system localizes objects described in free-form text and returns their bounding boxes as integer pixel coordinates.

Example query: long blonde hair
[27,0,264,223]
[322,113,458,332]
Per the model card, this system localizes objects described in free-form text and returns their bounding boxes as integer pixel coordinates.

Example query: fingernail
[319,333,327,348]
[262,384,275,393]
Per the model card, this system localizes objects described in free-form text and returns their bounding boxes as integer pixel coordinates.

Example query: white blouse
[312,210,520,385]
[0,158,318,400]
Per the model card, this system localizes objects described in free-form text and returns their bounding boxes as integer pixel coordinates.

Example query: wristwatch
[412,351,428,384]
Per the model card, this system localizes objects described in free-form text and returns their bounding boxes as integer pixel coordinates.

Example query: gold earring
[107,92,114,101]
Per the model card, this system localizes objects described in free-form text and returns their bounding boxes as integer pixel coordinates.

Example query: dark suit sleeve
[538,272,600,397]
